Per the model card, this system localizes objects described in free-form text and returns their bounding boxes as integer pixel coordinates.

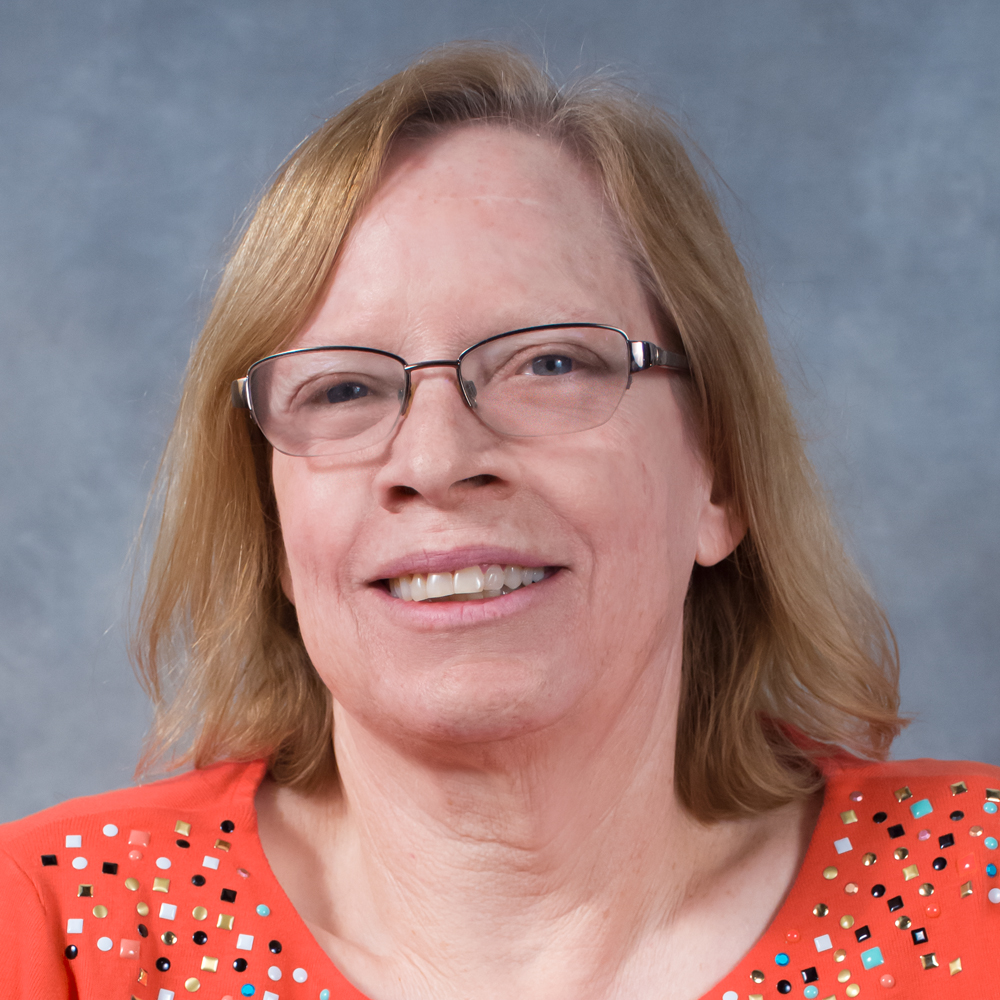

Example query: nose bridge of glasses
[400,358,477,418]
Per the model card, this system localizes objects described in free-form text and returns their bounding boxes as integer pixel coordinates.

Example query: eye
[325,381,370,404]
[530,354,574,375]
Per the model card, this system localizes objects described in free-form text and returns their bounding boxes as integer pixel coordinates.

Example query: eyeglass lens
[248,326,632,457]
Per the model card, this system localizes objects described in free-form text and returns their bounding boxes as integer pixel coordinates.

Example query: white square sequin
[833,837,853,854]
[65,834,82,849]
[159,902,177,920]
[202,855,220,870]
[157,991,175,1000]
[236,933,254,951]
[66,918,84,934]
[814,933,833,952]
[263,993,279,1000]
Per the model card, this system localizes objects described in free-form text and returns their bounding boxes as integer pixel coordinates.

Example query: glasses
[231,323,689,457]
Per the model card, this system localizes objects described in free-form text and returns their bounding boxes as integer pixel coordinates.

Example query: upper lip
[368,546,561,583]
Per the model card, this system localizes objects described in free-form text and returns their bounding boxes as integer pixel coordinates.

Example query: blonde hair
[134,43,903,820]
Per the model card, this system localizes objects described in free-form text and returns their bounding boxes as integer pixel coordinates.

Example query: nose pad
[461,378,478,408]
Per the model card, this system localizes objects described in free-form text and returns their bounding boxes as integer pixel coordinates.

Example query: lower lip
[370,570,561,628]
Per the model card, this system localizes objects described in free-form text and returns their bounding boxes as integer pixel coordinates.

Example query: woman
[1,44,996,1000]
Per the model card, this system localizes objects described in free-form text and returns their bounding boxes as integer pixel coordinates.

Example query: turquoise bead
[775,952,790,965]
[320,992,331,1000]
[984,801,998,814]
[985,836,998,850]
[804,987,819,999]
[909,797,933,819]
[241,987,255,998]
[256,903,271,916]
[986,863,997,877]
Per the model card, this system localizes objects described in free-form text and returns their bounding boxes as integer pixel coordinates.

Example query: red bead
[128,850,143,861]
[925,903,941,918]
[879,973,896,987]
[785,930,800,944]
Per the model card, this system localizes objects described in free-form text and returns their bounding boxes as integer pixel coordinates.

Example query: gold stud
[92,905,108,918]
[192,905,208,920]
[845,882,859,894]
[918,882,935,896]
[949,780,967,795]
[920,952,939,970]
[862,852,877,866]
[949,957,962,975]
[749,996,763,1000]
[823,866,838,880]
[894,786,913,802]
[184,978,200,992]
[894,846,909,860]
[895,915,912,929]
[214,839,231,852]
[161,931,177,945]
[840,809,858,824]
[960,880,973,897]
[813,903,829,916]
[137,969,148,985]
[217,913,234,930]
[834,949,847,962]
[902,864,919,881]
[136,901,149,916]
[200,955,219,973]
[986,789,1000,802]
[840,914,855,929]
[174,820,192,836]
[750,970,765,983]
[77,884,93,897]
[837,969,851,983]
[124,877,139,891]
[846,984,860,998]
[152,877,170,893]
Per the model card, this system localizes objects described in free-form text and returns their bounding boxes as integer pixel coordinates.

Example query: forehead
[292,125,652,354]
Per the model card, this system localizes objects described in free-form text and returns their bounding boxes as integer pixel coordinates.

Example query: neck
[256,646,816,1000]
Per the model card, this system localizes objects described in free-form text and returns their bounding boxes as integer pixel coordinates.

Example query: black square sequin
[40,855,57,866]
[102,862,118,875]
[220,888,237,903]
[887,895,904,912]
[887,824,905,839]
[938,832,955,849]
[911,927,928,945]
[855,925,871,942]
[800,967,818,984]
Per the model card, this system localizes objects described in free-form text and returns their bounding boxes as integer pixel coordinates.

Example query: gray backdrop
[1,1,997,823]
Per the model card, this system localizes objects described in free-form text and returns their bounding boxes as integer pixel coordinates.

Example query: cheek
[272,456,369,614]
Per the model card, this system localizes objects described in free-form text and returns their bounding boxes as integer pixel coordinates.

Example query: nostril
[460,474,496,488]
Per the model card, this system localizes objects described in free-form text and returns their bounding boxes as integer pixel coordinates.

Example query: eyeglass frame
[231,322,690,448]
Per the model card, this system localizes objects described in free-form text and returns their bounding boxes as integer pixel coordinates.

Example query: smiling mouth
[385,564,552,602]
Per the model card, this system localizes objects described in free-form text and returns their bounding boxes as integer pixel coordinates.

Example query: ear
[694,495,746,567]
[278,546,296,606]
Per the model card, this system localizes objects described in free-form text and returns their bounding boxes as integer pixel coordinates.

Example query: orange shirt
[1,756,998,999]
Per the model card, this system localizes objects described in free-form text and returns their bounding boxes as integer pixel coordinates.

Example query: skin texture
[258,126,820,1000]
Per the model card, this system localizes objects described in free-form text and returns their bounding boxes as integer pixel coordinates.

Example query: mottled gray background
[1,0,997,823]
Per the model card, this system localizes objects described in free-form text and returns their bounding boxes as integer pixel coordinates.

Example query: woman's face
[272,126,735,750]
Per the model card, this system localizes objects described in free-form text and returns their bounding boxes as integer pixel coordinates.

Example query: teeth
[388,563,549,602]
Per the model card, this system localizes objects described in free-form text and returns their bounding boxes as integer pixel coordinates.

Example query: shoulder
[821,755,1000,805]
[0,759,266,850]
[0,759,268,999]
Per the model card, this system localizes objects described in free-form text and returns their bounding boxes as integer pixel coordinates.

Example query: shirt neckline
[228,758,842,1000]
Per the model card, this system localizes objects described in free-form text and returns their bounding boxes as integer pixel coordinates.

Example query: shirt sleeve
[0,846,73,999]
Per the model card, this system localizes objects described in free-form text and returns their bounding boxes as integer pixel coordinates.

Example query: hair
[133,42,903,821]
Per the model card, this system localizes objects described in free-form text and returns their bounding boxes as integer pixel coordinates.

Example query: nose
[372,363,510,510]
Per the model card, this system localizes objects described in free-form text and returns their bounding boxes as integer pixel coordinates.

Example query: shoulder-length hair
[134,42,903,821]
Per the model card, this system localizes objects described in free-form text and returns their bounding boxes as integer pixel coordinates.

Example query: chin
[351,656,582,748]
